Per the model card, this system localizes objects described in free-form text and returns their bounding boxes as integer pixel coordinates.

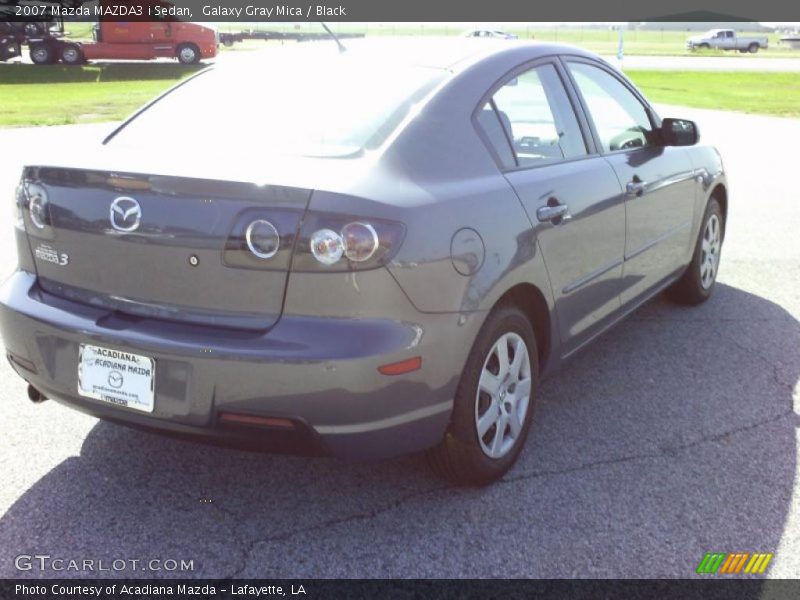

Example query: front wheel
[667,197,724,305]
[176,43,200,64]
[427,305,538,486]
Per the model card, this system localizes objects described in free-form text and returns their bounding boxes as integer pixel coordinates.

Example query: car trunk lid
[23,166,311,331]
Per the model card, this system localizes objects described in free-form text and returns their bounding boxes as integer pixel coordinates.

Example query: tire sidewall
[446,306,539,482]
[30,44,52,65]
[62,45,82,65]
[177,44,199,64]
[687,198,724,300]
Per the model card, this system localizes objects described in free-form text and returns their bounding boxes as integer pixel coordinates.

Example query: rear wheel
[60,44,84,65]
[667,197,724,305]
[427,304,538,486]
[176,43,200,65]
[29,43,55,65]
[748,43,759,53]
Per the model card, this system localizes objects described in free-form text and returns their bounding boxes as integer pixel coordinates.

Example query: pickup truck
[686,29,769,53]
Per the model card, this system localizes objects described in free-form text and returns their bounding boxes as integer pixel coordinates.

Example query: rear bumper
[0,270,473,460]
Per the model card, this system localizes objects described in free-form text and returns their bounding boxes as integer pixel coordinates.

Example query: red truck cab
[82,20,217,64]
[28,0,217,65]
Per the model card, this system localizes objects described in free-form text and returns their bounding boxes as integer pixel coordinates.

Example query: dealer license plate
[78,344,155,413]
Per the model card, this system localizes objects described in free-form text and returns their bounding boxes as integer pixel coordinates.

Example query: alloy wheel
[700,213,721,289]
[474,332,532,459]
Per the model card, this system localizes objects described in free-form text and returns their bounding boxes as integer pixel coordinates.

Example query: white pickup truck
[686,29,769,53]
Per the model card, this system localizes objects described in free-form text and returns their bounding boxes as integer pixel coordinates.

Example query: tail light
[222,208,303,271]
[16,179,48,230]
[13,180,26,230]
[245,219,280,259]
[293,212,405,272]
[222,209,404,272]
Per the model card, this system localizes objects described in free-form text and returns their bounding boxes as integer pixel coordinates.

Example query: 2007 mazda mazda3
[0,40,726,485]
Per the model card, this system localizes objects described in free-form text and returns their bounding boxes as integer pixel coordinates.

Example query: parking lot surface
[0,104,798,578]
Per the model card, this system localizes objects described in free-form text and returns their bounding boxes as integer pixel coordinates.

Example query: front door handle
[536,203,570,224]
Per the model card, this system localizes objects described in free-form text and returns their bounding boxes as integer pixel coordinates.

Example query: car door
[475,61,626,356]
[564,59,697,306]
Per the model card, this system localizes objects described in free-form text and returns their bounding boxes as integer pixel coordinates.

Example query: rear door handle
[625,177,647,197]
[536,203,570,224]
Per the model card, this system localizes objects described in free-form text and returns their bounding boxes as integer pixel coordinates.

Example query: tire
[748,43,759,53]
[176,43,200,64]
[667,197,724,305]
[426,304,539,486]
[29,43,55,65]
[60,44,84,65]
[698,43,710,50]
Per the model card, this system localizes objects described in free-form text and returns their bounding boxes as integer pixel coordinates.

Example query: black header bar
[1,0,798,23]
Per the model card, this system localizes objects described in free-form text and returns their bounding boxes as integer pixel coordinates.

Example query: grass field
[626,71,800,118]
[1,63,798,127]
[0,64,202,127]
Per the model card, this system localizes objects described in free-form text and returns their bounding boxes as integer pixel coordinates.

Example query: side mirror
[661,118,699,146]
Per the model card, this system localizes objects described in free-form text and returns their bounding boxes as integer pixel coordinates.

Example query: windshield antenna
[320,22,346,53]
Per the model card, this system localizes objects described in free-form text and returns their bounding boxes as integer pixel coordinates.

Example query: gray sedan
[0,40,726,485]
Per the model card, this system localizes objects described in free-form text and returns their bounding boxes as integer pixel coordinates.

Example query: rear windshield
[106,55,447,158]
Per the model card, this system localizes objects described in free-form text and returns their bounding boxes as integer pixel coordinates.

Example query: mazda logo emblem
[110,197,142,233]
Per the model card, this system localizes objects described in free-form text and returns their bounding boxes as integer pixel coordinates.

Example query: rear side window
[567,62,656,152]
[477,63,587,169]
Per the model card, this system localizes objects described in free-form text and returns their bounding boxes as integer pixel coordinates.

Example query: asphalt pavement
[0,105,798,578]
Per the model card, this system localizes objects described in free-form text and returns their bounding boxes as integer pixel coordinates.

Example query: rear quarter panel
[375,47,559,319]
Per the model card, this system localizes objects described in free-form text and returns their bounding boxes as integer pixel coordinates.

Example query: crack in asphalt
[713,324,797,399]
[223,409,794,578]
[224,483,450,578]
[631,314,796,397]
[503,409,792,485]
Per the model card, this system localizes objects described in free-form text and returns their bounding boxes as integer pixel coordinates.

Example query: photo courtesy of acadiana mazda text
[0,39,726,486]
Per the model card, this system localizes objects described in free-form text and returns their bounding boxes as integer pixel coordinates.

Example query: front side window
[477,63,586,169]
[567,62,656,153]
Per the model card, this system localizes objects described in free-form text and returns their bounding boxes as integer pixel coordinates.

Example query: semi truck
[1,1,217,64]
[685,29,769,53]
[31,19,218,64]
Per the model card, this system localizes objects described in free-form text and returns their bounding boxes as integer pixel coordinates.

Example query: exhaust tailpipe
[27,384,47,403]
